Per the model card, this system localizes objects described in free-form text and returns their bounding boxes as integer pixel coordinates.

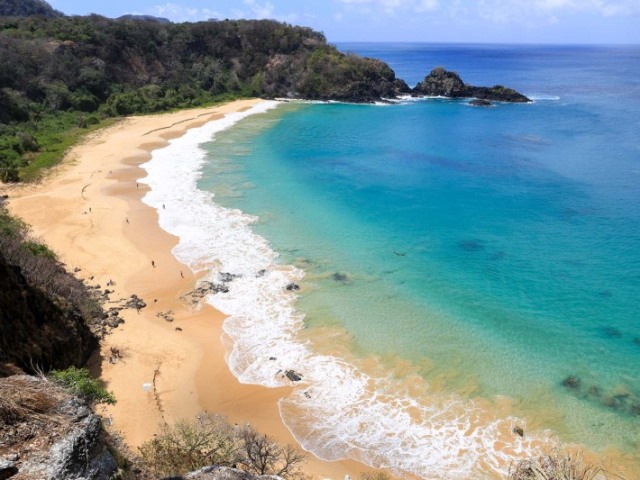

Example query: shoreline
[3,99,636,480]
[2,100,370,480]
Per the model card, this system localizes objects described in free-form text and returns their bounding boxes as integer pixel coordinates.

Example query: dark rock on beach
[219,272,241,283]
[124,294,146,310]
[285,370,302,382]
[413,67,531,103]
[285,283,300,291]
[512,426,524,437]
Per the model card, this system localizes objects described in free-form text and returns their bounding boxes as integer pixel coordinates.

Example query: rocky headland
[412,66,531,103]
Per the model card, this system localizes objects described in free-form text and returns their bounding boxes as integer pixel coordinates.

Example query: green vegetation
[50,366,115,405]
[139,413,308,479]
[0,0,62,18]
[0,11,407,182]
[22,240,56,259]
[0,203,103,332]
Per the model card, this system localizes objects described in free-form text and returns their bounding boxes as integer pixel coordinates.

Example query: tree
[138,414,309,479]
[239,427,308,480]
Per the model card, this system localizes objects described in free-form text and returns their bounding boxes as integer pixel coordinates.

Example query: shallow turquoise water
[197,45,640,467]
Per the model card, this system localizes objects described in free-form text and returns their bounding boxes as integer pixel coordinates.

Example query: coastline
[1,100,370,480]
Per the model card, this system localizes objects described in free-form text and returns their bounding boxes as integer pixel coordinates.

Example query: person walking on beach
[151,260,155,268]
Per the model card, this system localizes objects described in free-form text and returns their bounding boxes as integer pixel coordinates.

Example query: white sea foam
[527,94,561,101]
[140,101,552,479]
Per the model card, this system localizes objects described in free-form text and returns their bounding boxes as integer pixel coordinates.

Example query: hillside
[0,204,100,376]
[0,15,409,181]
[0,0,62,17]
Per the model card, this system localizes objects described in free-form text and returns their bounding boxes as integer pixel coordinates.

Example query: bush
[22,240,56,259]
[139,414,240,477]
[50,367,116,405]
[509,450,619,480]
[139,413,308,479]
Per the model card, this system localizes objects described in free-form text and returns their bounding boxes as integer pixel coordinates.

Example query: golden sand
[2,100,371,479]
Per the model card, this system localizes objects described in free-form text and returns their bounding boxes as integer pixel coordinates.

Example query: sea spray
[139,100,552,479]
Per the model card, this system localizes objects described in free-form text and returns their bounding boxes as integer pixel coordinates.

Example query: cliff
[413,67,531,103]
[0,203,101,377]
[0,252,99,377]
[0,375,117,480]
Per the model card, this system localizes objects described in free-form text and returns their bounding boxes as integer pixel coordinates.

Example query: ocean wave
[140,101,551,479]
[526,94,561,101]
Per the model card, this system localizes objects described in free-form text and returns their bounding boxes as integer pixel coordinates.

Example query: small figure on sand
[126,217,129,224]
[151,260,155,268]
[162,204,165,209]
[180,270,184,278]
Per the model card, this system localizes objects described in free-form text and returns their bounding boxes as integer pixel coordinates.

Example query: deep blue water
[198,44,640,474]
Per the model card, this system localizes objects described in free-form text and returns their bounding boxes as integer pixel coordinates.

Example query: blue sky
[47,0,640,44]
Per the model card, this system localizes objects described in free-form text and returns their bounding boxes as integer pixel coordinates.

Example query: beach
[3,90,638,480]
[2,99,370,480]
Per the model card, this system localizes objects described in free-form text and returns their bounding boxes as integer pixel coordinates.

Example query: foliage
[509,450,621,480]
[139,413,308,479]
[50,366,116,405]
[0,375,63,426]
[0,204,102,323]
[0,0,62,18]
[22,240,56,259]
[138,414,240,477]
[0,14,406,182]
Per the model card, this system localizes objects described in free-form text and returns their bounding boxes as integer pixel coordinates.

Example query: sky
[46,0,640,44]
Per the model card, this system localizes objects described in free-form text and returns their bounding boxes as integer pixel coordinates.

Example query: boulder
[413,67,531,103]
[285,370,302,382]
[0,375,117,480]
[183,465,283,480]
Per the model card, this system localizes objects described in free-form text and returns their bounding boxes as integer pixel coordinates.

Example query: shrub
[509,450,620,480]
[138,414,308,479]
[22,240,56,259]
[50,367,116,405]
[138,414,241,478]
[238,428,308,479]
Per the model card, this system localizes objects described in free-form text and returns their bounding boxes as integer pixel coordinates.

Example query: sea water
[141,44,640,479]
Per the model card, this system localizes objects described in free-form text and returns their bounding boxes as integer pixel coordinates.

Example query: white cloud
[243,0,275,19]
[151,3,221,21]
[338,0,440,15]
[150,1,301,23]
[337,0,638,20]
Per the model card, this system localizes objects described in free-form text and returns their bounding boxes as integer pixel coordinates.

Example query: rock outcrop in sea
[413,67,531,103]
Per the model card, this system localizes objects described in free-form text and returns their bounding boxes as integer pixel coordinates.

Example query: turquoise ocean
[141,44,640,479]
